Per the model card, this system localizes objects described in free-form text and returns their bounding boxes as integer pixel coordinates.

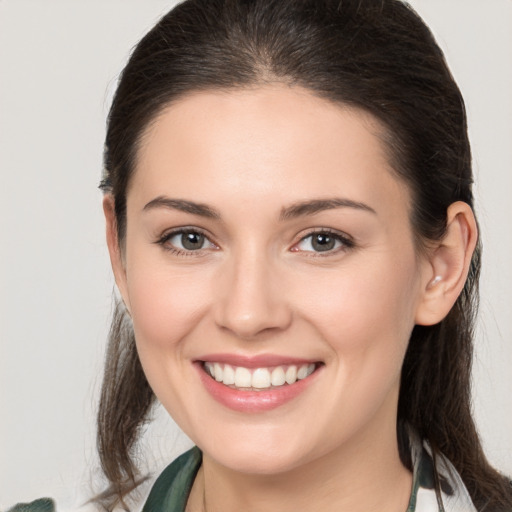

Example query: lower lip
[195,362,321,413]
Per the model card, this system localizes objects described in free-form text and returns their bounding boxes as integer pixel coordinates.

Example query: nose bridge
[214,241,291,339]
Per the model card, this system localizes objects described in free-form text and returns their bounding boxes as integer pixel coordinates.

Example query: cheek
[124,261,215,426]
[125,255,213,353]
[295,253,420,371]
[307,262,416,324]
[297,258,420,428]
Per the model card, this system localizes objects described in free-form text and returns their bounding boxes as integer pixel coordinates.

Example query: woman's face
[112,85,432,474]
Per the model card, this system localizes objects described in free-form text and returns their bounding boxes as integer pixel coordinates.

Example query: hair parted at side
[98,0,512,509]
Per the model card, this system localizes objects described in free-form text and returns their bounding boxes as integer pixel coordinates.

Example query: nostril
[214,300,293,340]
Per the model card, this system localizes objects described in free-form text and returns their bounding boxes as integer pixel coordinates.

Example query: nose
[213,248,292,340]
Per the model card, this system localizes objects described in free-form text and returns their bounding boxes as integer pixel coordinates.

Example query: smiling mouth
[202,362,320,391]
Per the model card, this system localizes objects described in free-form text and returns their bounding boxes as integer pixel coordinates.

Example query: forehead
[132,85,410,219]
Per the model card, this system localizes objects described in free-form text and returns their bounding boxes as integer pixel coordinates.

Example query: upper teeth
[203,362,316,389]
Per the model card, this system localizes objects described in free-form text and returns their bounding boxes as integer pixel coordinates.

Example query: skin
[104,85,477,512]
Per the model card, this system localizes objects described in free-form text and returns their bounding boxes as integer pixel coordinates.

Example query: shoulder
[6,498,55,512]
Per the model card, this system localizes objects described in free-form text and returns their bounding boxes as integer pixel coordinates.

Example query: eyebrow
[142,196,376,220]
[279,198,376,220]
[143,196,221,219]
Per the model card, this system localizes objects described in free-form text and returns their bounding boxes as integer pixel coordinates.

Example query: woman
[9,0,511,511]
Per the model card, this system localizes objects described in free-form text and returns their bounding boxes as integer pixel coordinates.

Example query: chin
[198,425,318,475]
[210,449,307,475]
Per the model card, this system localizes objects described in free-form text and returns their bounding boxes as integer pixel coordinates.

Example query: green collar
[142,446,202,512]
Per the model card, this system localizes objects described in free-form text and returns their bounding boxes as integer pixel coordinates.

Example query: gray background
[1,0,511,508]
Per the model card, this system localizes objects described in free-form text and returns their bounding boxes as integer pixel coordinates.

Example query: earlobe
[415,201,478,326]
[103,195,131,313]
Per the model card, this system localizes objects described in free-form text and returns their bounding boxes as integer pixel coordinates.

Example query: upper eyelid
[158,226,214,242]
[294,228,354,244]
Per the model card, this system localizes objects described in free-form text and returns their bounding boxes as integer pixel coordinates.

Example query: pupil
[312,234,335,251]
[182,232,204,250]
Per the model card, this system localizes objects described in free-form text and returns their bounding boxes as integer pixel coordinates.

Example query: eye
[292,230,353,254]
[157,229,217,254]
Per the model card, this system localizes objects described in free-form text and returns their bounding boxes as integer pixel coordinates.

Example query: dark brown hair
[98,0,512,509]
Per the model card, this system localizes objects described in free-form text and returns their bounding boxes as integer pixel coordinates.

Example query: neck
[187,420,412,512]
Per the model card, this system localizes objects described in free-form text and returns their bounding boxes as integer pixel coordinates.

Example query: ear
[415,201,478,326]
[103,195,131,313]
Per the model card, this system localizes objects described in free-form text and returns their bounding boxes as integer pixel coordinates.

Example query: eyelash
[155,227,217,257]
[155,228,355,257]
[292,228,355,257]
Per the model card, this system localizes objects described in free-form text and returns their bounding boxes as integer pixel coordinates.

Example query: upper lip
[196,353,320,368]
